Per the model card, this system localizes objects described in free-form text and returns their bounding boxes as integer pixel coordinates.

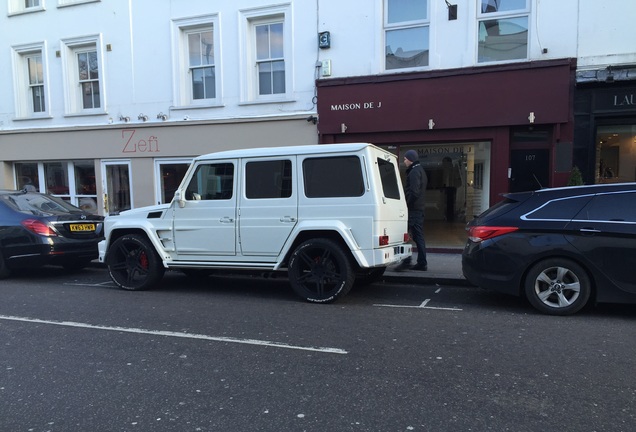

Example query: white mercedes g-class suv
[98,143,412,303]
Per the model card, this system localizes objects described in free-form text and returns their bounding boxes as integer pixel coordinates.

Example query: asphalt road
[1,266,635,432]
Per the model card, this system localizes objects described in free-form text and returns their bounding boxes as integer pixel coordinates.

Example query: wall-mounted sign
[319,31,330,49]
[330,101,383,111]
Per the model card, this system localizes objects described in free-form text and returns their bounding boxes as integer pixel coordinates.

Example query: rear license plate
[69,223,96,232]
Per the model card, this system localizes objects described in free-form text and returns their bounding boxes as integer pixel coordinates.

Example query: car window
[303,156,364,198]
[377,157,401,200]
[575,191,636,222]
[475,196,521,222]
[245,160,292,199]
[1,192,82,215]
[525,196,592,220]
[185,163,234,200]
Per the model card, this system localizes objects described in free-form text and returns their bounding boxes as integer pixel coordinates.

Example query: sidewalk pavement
[383,252,471,286]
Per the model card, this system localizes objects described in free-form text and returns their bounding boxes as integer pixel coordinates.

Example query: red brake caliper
[139,251,149,270]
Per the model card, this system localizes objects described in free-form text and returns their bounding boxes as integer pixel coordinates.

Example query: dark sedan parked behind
[0,189,104,278]
[462,183,636,315]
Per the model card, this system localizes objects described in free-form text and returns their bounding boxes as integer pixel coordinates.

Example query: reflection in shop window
[13,161,98,213]
[478,17,528,62]
[481,0,527,14]
[474,163,484,189]
[74,161,98,212]
[596,124,636,184]
[384,0,429,70]
[478,0,529,63]
[15,162,40,191]
[44,162,70,196]
[159,162,190,204]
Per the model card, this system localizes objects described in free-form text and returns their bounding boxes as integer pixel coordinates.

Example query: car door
[238,157,297,258]
[172,160,237,260]
[566,190,636,294]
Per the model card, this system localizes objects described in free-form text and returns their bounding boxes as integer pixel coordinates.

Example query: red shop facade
[316,58,576,224]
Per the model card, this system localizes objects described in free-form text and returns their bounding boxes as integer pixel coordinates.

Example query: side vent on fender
[147,211,164,219]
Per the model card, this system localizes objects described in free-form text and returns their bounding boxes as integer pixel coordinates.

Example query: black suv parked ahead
[462,183,636,315]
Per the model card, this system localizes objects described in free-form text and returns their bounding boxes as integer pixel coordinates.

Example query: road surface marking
[374,298,462,311]
[0,314,347,355]
[64,281,115,287]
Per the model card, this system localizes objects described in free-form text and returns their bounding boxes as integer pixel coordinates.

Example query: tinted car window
[525,196,592,220]
[475,196,522,222]
[246,160,292,199]
[1,192,83,215]
[186,163,234,200]
[575,191,636,222]
[303,156,364,198]
[377,157,400,200]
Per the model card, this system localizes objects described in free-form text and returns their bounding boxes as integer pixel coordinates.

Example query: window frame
[13,160,99,212]
[154,158,193,205]
[60,35,106,116]
[8,0,44,15]
[57,0,101,8]
[477,0,531,64]
[11,42,51,119]
[383,0,430,71]
[172,15,221,108]
[185,162,235,201]
[377,157,401,200]
[477,0,530,17]
[239,4,293,104]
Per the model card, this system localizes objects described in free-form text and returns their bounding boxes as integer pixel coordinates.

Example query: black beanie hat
[404,150,418,162]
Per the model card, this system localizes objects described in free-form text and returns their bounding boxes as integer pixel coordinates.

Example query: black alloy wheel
[288,238,354,303]
[107,234,165,290]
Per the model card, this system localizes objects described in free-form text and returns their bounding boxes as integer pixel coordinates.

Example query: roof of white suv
[194,143,379,161]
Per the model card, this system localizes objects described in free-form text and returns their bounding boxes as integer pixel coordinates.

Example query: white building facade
[1,0,321,214]
[313,0,636,224]
[2,0,635,221]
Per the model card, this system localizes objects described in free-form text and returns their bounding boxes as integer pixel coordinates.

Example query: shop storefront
[574,76,636,184]
[316,59,577,230]
[0,116,316,215]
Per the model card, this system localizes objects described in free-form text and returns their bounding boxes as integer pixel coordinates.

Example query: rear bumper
[366,243,412,267]
[4,239,100,268]
[461,241,524,296]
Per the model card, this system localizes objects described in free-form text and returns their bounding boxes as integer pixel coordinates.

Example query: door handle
[220,217,234,223]
[280,216,297,223]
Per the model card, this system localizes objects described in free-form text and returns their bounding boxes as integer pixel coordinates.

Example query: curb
[382,273,473,287]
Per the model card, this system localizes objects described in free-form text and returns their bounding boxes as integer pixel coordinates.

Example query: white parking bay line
[0,314,347,355]
[374,299,462,311]
[64,281,116,287]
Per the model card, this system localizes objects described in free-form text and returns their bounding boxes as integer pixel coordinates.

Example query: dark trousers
[406,210,427,266]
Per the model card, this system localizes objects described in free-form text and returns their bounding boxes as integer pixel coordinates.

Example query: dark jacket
[405,161,428,212]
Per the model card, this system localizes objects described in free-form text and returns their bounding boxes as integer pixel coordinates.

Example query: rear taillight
[21,219,58,237]
[404,233,410,242]
[468,226,518,242]
[379,235,389,246]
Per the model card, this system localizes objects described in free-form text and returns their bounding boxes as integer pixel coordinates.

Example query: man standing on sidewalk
[395,149,428,271]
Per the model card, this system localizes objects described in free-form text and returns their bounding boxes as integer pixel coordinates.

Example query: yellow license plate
[69,223,96,232]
